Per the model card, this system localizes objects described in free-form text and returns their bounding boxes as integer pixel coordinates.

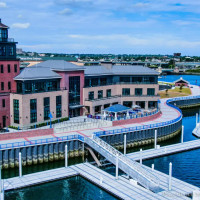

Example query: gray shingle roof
[31,60,84,71]
[85,65,159,76]
[14,67,61,81]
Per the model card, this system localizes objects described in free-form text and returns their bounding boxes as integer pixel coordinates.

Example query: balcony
[0,38,15,42]
[11,87,68,95]
[85,94,160,102]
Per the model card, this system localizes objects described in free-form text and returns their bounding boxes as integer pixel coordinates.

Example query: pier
[127,139,200,161]
[1,163,196,200]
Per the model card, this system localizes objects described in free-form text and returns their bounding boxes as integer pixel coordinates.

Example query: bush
[8,125,19,130]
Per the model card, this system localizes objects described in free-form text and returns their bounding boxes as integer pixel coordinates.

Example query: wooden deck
[127,140,200,161]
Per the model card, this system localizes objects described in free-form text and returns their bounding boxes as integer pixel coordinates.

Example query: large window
[30,99,37,123]
[0,47,6,56]
[56,96,62,118]
[122,88,130,96]
[14,64,17,73]
[1,82,4,91]
[135,88,143,96]
[0,65,3,73]
[9,47,14,56]
[106,89,111,97]
[147,88,155,96]
[69,76,80,106]
[120,77,130,83]
[13,99,19,124]
[91,78,98,87]
[8,82,11,90]
[44,97,50,120]
[100,78,107,86]
[98,90,103,99]
[2,99,5,107]
[88,91,94,100]
[7,64,10,73]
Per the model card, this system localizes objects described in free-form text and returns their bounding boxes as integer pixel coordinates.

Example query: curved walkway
[0,85,199,148]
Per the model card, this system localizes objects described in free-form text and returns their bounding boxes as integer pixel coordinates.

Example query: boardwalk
[1,163,191,200]
[127,140,200,161]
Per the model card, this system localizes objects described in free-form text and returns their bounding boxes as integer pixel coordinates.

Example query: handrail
[94,97,186,137]
[88,136,160,187]
[0,134,84,150]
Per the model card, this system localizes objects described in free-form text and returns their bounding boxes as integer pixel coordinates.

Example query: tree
[179,84,184,92]
[165,89,168,96]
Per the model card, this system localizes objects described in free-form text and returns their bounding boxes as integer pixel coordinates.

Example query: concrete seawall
[0,95,199,169]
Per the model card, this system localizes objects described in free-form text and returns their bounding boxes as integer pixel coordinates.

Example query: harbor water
[4,75,200,200]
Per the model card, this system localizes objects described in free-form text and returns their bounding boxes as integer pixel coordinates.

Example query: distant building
[174,77,189,87]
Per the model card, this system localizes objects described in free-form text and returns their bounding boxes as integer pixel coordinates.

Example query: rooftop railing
[0,38,14,42]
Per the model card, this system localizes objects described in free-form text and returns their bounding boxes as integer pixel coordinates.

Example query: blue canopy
[104,104,131,113]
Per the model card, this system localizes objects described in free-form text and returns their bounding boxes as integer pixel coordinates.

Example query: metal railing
[94,98,183,137]
[0,134,84,150]
[85,94,160,102]
[85,136,162,192]
[0,38,14,42]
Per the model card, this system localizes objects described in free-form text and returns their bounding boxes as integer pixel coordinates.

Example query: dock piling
[19,152,22,177]
[152,164,154,171]
[168,162,172,191]
[154,130,157,149]
[181,126,184,143]
[140,149,142,165]
[196,113,198,126]
[124,134,126,155]
[65,145,68,168]
[116,154,118,180]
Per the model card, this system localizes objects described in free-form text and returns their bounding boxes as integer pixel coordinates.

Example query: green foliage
[8,125,19,130]
[30,117,69,129]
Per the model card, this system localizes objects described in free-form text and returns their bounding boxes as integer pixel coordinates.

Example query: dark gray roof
[31,60,84,71]
[85,65,159,76]
[14,67,61,81]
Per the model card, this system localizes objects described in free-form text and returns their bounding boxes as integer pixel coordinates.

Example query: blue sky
[1,0,200,55]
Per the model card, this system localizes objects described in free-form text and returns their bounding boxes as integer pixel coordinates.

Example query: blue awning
[103,104,131,113]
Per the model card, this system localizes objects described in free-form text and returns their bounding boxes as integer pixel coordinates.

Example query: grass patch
[159,87,191,98]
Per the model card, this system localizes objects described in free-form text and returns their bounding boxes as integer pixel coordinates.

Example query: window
[91,78,98,87]
[106,89,111,97]
[98,90,103,99]
[0,65,3,73]
[44,97,50,120]
[56,96,62,118]
[122,88,130,96]
[0,47,6,56]
[120,77,130,83]
[8,82,11,90]
[2,99,5,107]
[9,47,14,56]
[30,99,37,123]
[1,82,4,91]
[147,88,155,96]
[7,64,10,73]
[88,91,94,100]
[135,88,143,96]
[13,99,19,124]
[14,64,17,73]
[100,78,107,86]
[69,76,80,106]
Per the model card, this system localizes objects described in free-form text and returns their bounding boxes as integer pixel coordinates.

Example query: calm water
[5,75,200,199]
[159,74,200,85]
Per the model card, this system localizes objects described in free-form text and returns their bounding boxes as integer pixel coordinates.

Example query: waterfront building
[0,19,20,128]
[10,60,159,128]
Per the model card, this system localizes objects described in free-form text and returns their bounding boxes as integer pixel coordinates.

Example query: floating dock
[192,123,200,138]
[1,163,194,200]
[127,139,200,161]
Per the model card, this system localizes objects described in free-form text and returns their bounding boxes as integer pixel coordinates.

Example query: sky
[1,0,200,55]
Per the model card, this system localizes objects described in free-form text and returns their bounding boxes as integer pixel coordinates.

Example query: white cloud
[59,8,72,15]
[0,2,6,8]
[11,23,30,29]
